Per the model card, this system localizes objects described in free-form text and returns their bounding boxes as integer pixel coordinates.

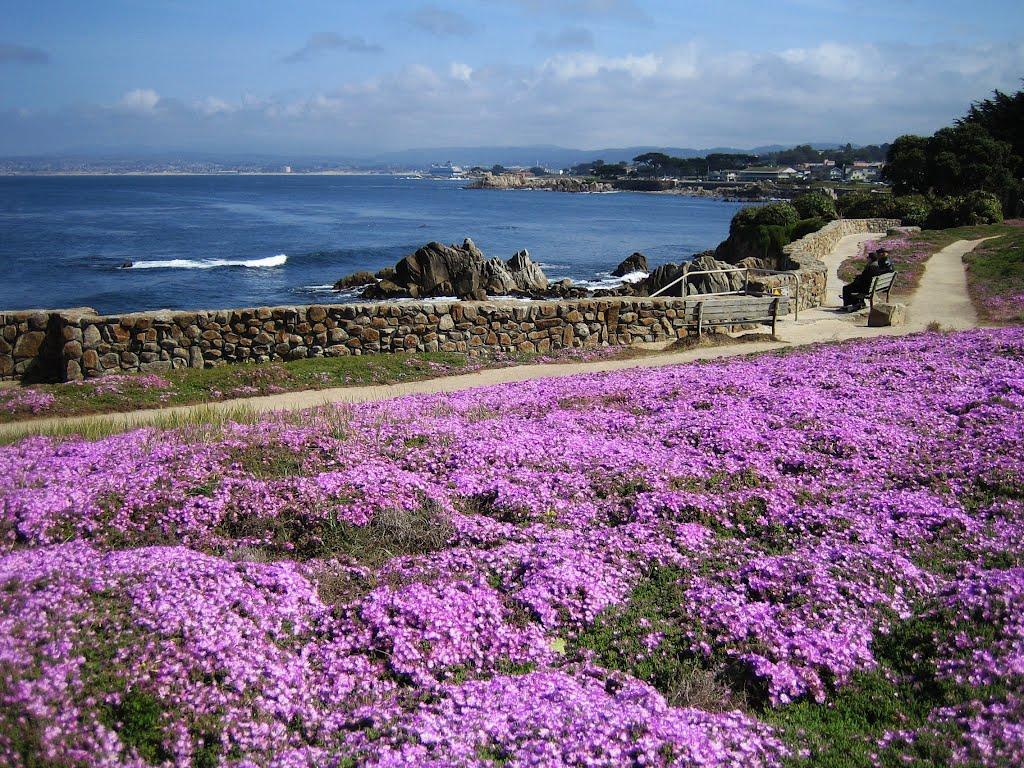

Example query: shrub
[729,206,760,233]
[837,192,897,219]
[958,190,1004,225]
[891,195,932,227]
[753,202,800,229]
[925,191,1004,228]
[792,192,838,221]
[790,217,828,241]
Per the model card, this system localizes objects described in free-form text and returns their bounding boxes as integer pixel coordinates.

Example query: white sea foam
[575,270,649,290]
[127,254,288,270]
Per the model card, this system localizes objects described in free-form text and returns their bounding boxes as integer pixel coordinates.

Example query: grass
[0,351,474,424]
[0,343,679,430]
[962,222,1024,324]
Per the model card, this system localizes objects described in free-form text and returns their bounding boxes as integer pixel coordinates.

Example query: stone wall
[747,218,901,310]
[3,297,745,383]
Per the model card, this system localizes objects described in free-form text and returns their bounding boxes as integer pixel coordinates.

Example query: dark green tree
[882,135,929,195]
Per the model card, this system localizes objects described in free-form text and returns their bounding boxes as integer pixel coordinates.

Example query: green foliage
[926,191,1004,229]
[960,85,1024,160]
[792,192,838,221]
[752,225,794,260]
[100,689,172,765]
[958,190,1004,225]
[884,87,1024,217]
[790,217,828,240]
[837,191,896,219]
[573,566,749,709]
[729,206,761,233]
[890,194,932,227]
[753,202,800,228]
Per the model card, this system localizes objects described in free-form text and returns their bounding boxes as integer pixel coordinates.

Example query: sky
[1,0,1022,156]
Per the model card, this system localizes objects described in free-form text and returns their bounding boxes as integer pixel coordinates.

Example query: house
[844,162,884,182]
[736,166,797,182]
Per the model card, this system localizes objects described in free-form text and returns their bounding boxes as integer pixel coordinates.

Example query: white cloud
[118,88,160,112]
[5,40,1024,155]
[780,42,874,81]
[449,62,473,82]
[544,52,660,80]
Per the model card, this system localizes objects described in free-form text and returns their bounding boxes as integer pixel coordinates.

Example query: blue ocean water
[0,175,745,314]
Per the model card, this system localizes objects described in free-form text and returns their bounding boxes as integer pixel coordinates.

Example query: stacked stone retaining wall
[3,298,721,383]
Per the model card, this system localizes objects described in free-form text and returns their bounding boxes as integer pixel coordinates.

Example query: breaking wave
[125,254,288,270]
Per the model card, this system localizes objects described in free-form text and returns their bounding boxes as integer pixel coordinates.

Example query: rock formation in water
[611,252,649,277]
[344,239,552,301]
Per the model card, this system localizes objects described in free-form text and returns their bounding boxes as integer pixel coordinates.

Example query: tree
[882,135,929,195]
[592,163,628,179]
[959,85,1024,160]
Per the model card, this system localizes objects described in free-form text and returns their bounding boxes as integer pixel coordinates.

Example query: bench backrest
[870,271,897,293]
[680,295,789,324]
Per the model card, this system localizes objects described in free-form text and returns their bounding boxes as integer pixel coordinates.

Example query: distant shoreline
[0,170,422,178]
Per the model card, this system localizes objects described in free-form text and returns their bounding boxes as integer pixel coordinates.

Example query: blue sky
[1,0,1022,155]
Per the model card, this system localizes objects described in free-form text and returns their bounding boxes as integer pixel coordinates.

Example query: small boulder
[868,302,908,327]
[333,271,377,291]
[612,252,649,277]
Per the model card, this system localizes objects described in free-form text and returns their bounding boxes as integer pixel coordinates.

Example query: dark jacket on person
[848,259,885,292]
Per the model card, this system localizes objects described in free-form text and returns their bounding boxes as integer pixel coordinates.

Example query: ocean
[0,175,745,314]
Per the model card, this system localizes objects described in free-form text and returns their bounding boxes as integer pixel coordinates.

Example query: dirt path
[0,235,993,440]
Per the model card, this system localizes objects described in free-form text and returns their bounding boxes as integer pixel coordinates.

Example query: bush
[729,206,761,233]
[958,190,1004,225]
[753,202,800,229]
[891,195,932,227]
[837,192,897,219]
[790,217,828,240]
[792,192,838,221]
[925,191,1004,228]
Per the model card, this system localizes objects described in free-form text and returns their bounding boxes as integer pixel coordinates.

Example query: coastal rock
[685,253,746,295]
[642,263,686,297]
[333,271,376,291]
[612,252,649,277]
[359,239,551,301]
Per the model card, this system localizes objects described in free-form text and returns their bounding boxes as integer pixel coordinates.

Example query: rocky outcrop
[349,239,551,301]
[332,271,376,290]
[468,173,613,193]
[612,252,649,277]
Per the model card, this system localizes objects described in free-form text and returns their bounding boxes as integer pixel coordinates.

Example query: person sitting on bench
[842,248,893,310]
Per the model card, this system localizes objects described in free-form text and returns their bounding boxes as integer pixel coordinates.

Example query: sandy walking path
[0,235,994,440]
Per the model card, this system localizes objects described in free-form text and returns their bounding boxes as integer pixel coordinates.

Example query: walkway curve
[0,236,994,440]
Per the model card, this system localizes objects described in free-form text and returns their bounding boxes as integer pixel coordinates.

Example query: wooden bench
[680,295,790,337]
[866,271,897,310]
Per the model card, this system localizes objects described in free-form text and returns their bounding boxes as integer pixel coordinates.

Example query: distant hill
[1,142,860,173]
[362,144,852,169]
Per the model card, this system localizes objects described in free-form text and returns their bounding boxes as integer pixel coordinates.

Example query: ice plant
[1,327,1023,765]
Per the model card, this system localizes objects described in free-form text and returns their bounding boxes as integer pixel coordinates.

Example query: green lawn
[0,343,670,425]
[962,223,1024,324]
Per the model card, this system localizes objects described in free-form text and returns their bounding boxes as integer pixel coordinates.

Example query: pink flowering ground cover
[962,224,1024,324]
[2,328,1024,766]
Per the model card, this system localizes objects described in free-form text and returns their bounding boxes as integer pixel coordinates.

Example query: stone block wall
[3,297,732,383]
[0,310,64,380]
